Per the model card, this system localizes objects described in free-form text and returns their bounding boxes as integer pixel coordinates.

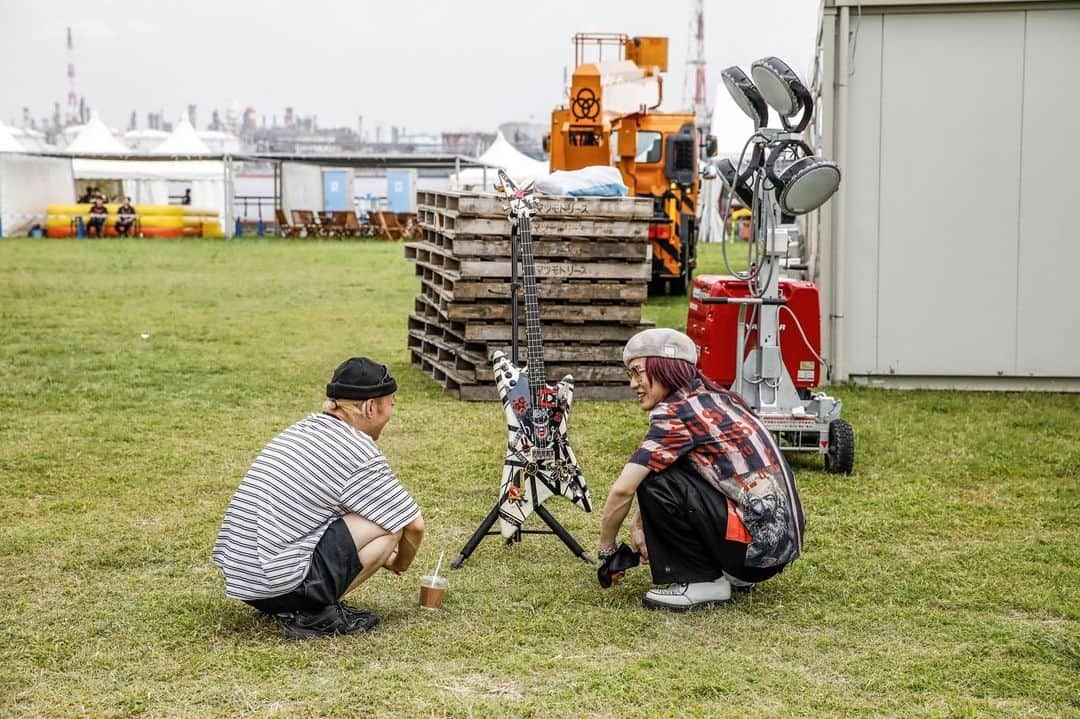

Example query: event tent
[71,113,226,220]
[450,131,549,190]
[0,122,26,152]
[65,112,128,154]
[124,129,168,153]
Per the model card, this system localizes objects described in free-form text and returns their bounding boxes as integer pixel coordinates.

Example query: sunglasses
[625,365,647,382]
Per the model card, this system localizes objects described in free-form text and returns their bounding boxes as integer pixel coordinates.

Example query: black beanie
[326,357,397,400]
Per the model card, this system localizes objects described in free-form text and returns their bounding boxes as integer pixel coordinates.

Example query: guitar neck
[517,215,546,397]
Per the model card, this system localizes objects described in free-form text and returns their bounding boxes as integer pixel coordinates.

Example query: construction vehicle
[546,33,704,295]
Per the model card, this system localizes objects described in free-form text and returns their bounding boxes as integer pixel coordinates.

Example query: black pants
[244,518,363,615]
[637,464,785,586]
[86,218,106,237]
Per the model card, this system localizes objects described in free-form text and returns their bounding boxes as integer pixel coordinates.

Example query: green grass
[1,238,1077,718]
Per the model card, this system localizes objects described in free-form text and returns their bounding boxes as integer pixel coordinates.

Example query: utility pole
[66,27,79,126]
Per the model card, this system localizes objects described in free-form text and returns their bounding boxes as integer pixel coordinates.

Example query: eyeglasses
[625,365,647,382]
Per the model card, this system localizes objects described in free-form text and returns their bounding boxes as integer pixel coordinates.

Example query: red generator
[687,275,822,389]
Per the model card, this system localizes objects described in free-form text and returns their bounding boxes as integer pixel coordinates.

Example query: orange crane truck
[546,33,701,295]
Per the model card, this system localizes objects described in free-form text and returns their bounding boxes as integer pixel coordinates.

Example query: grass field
[1,238,1077,718]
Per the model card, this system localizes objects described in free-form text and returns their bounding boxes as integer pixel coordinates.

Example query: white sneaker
[642,577,732,612]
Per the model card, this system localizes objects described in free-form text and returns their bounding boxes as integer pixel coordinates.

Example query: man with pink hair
[598,328,805,611]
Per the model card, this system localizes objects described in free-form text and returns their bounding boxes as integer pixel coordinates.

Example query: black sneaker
[339,602,380,630]
[276,603,379,640]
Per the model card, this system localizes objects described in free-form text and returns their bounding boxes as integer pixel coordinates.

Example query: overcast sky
[1,0,821,149]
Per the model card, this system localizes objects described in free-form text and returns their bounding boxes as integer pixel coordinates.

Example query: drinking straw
[433,550,445,579]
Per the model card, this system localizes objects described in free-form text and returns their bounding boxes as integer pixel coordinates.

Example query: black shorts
[245,518,363,614]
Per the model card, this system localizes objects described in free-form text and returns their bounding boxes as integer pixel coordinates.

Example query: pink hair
[644,357,697,394]
[644,356,739,403]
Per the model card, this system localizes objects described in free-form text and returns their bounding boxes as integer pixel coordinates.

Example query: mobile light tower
[693,57,854,474]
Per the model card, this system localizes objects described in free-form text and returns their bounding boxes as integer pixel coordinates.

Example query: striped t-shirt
[212,413,421,600]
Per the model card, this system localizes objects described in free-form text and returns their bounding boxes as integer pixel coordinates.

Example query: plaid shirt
[630,377,805,568]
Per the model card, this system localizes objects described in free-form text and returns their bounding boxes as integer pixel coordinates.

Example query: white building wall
[821,1,1080,388]
[1015,9,1080,376]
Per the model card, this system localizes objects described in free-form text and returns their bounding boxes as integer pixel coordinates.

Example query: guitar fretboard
[517,214,546,403]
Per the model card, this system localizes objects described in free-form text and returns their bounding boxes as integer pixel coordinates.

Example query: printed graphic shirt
[212,413,421,600]
[630,377,805,568]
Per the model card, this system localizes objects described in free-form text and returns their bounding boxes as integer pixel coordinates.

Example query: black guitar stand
[451,223,594,570]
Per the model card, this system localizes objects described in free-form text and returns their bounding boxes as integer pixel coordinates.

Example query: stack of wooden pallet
[404,190,655,400]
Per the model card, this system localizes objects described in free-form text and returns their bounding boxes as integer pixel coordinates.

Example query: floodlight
[771,152,841,215]
[750,57,813,132]
[721,66,768,129]
[714,158,755,208]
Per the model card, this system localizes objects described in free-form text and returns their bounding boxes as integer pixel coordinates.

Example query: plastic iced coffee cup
[419,574,447,609]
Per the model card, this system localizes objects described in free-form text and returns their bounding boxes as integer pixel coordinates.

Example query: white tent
[152,114,211,155]
[0,122,26,152]
[65,112,129,154]
[71,113,227,222]
[0,152,75,236]
[198,130,242,154]
[124,129,168,153]
[451,131,549,190]
[8,126,52,152]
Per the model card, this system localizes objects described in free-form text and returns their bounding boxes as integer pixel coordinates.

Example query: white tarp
[0,154,75,236]
[451,131,549,190]
[697,176,725,244]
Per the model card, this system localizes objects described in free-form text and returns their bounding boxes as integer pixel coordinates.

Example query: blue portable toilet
[387,170,416,213]
[323,170,350,211]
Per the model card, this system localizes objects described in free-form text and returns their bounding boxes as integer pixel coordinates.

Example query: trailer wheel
[824,418,854,475]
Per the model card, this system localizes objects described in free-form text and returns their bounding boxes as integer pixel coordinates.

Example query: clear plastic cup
[419,575,447,609]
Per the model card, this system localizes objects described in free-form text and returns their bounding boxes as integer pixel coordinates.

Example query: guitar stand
[451,222,594,570]
[450,474,595,569]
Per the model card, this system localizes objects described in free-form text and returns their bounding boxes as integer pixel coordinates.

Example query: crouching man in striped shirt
[212,357,424,639]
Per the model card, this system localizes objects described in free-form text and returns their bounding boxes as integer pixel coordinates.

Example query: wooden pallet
[410,348,633,402]
[405,241,650,281]
[406,189,655,401]
[418,209,648,239]
[407,315,628,362]
[408,312,652,344]
[418,284,642,324]
[417,227,649,260]
[409,327,629,379]
[417,190,653,220]
[413,265,649,303]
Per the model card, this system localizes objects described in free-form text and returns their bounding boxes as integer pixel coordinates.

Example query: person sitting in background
[598,328,805,611]
[77,187,94,204]
[212,357,425,639]
[85,196,108,238]
[115,197,137,237]
[181,188,192,205]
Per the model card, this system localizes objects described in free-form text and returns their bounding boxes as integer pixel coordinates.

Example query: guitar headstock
[496,169,536,222]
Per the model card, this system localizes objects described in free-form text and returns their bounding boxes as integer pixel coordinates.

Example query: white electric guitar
[492,169,591,537]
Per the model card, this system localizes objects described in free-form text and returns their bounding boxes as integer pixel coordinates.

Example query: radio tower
[682,0,709,129]
[66,27,78,126]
